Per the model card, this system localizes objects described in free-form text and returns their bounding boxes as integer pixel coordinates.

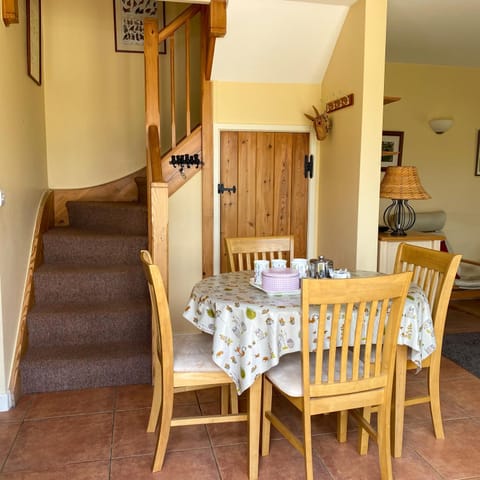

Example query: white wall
[0,3,48,409]
[383,63,480,259]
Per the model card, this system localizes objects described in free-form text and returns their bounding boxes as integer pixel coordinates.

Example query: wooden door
[219,131,310,272]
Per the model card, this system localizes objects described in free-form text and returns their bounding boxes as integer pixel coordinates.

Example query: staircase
[20,189,151,394]
[14,1,227,396]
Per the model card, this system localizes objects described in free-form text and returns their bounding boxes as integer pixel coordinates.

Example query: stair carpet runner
[20,193,152,394]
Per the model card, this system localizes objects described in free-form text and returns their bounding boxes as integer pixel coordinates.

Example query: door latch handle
[218,184,237,194]
[304,155,314,179]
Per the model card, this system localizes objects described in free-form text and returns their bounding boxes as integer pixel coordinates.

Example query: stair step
[27,301,150,347]
[33,264,147,305]
[66,201,147,235]
[20,343,151,394]
[42,228,147,265]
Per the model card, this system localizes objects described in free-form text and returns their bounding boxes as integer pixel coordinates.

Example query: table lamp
[380,166,430,236]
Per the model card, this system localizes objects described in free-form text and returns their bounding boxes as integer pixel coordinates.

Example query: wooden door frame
[213,124,319,274]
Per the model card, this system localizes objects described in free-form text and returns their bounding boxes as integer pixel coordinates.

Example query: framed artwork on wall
[381,130,404,171]
[475,130,480,176]
[27,0,41,85]
[113,0,166,54]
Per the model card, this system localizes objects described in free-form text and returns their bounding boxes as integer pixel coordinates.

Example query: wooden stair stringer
[161,125,203,197]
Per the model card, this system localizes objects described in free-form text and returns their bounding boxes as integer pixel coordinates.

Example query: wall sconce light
[429,118,453,135]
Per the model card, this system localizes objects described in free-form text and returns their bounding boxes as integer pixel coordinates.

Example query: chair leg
[147,366,162,433]
[221,385,229,415]
[337,410,348,443]
[247,376,261,480]
[428,363,445,439]
[357,407,372,455]
[261,376,273,456]
[230,383,239,414]
[392,346,407,457]
[376,403,393,480]
[302,408,314,480]
[152,389,174,472]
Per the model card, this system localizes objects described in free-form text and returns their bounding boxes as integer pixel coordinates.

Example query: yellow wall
[320,0,387,271]
[43,0,146,188]
[383,63,480,259]
[167,81,323,332]
[0,4,48,404]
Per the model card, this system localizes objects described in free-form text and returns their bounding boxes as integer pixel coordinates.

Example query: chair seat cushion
[173,333,223,372]
[265,350,362,397]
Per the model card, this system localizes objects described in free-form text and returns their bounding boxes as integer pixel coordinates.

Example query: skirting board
[0,391,14,412]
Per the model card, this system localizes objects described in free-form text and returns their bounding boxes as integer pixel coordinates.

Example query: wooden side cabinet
[378,231,445,273]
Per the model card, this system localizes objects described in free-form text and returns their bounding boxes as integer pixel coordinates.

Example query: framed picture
[27,0,41,85]
[381,130,404,171]
[475,130,480,176]
[113,0,166,54]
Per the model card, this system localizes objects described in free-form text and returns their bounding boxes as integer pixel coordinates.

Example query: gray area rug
[442,332,480,378]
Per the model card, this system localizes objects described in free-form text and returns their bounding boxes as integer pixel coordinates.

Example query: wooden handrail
[158,4,201,43]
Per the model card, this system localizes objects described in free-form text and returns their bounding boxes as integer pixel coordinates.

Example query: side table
[377,231,445,273]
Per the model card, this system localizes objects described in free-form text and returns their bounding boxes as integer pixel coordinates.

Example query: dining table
[183,269,436,455]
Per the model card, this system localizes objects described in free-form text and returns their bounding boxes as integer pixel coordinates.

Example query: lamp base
[383,199,416,237]
[388,229,408,237]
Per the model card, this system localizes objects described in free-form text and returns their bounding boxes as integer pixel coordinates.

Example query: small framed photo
[113,0,166,54]
[27,0,41,85]
[475,130,480,176]
[381,131,404,171]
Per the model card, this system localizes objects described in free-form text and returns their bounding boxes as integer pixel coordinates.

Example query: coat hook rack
[325,93,354,113]
[169,154,203,177]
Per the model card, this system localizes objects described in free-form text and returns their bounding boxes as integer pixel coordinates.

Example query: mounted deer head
[304,106,330,141]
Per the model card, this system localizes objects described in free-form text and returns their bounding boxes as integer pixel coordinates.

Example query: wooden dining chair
[353,243,462,458]
[225,235,295,272]
[261,272,412,480]
[140,250,261,478]
[391,243,461,455]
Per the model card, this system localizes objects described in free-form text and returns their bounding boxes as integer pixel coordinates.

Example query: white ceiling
[386,0,480,68]
[210,0,480,84]
[211,0,352,83]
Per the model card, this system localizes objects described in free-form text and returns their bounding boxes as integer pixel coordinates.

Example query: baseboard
[0,391,14,412]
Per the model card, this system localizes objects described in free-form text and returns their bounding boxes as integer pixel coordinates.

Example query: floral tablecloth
[183,271,435,394]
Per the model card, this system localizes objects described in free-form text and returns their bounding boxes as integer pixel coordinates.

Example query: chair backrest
[140,250,174,389]
[301,272,412,404]
[225,235,295,272]
[393,243,462,357]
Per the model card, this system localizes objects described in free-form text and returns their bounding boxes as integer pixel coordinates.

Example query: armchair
[411,210,480,301]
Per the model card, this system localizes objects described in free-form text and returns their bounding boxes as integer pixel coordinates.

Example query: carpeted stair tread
[33,264,147,304]
[20,343,151,394]
[27,300,150,347]
[66,201,147,235]
[42,228,147,265]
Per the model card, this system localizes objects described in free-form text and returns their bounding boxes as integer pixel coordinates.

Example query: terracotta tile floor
[1,304,479,480]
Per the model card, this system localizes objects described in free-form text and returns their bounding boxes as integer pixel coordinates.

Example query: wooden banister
[144,1,227,284]
[158,4,201,43]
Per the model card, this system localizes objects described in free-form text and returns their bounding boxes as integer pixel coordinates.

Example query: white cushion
[265,350,363,397]
[173,333,222,372]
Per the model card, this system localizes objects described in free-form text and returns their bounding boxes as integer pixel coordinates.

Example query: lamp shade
[380,166,430,200]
